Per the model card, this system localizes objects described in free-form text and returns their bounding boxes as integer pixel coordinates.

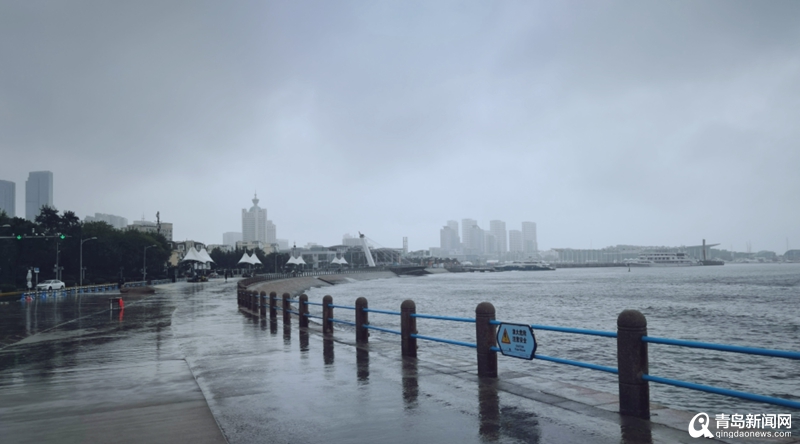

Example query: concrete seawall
[250,271,398,297]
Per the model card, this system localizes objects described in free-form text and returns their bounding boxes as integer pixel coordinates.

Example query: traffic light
[15,234,22,240]
[59,234,66,240]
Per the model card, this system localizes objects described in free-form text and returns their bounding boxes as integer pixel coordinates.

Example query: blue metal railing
[412,334,476,348]
[642,336,800,359]
[641,374,800,409]
[413,313,475,323]
[238,289,800,412]
[363,324,401,335]
[640,335,800,409]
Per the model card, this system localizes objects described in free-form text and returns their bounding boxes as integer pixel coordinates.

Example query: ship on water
[493,261,555,271]
[626,251,699,267]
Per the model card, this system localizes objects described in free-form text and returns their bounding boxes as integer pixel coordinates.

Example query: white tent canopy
[287,255,306,265]
[238,251,262,265]
[197,248,215,264]
[181,247,204,263]
[237,251,252,265]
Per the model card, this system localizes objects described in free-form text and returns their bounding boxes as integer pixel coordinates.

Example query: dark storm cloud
[1,1,798,252]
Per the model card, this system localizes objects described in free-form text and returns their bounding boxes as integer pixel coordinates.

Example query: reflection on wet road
[0,280,684,443]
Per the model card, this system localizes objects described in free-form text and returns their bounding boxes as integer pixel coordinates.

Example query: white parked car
[37,279,66,290]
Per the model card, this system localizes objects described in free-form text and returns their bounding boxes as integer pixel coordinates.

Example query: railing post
[250,291,257,312]
[355,297,368,344]
[617,309,650,419]
[475,302,497,378]
[260,291,267,317]
[299,294,309,328]
[401,299,417,357]
[269,291,277,319]
[282,292,291,324]
[322,295,333,336]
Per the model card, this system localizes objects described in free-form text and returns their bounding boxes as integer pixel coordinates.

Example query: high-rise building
[25,171,53,221]
[440,225,460,251]
[0,180,15,217]
[446,220,460,249]
[266,220,277,244]
[242,193,267,243]
[223,232,243,247]
[484,232,496,255]
[509,230,523,253]
[522,221,538,254]
[489,220,507,255]
[467,223,485,255]
[461,218,477,252]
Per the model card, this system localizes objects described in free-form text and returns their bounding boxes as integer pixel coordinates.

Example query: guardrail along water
[236,286,800,420]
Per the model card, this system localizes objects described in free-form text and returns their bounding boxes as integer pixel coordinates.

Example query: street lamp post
[79,237,98,286]
[143,244,156,283]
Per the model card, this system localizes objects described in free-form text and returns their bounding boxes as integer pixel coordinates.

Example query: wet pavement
[0,279,768,443]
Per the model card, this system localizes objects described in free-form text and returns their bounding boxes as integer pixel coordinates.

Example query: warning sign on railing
[496,323,537,360]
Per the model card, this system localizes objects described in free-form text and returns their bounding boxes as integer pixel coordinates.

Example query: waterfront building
[521,221,538,254]
[242,194,267,244]
[461,218,477,252]
[489,220,507,255]
[127,220,174,241]
[25,171,53,221]
[466,223,485,255]
[440,225,460,252]
[236,240,275,255]
[484,232,497,255]
[509,230,523,254]
[223,232,243,247]
[84,213,128,230]
[446,221,460,250]
[0,180,14,217]
[342,234,362,247]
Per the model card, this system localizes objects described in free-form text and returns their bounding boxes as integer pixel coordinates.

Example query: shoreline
[248,271,398,297]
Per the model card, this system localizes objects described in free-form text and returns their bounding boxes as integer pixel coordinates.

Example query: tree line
[0,208,170,292]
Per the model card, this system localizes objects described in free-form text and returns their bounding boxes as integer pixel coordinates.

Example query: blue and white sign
[496,323,537,360]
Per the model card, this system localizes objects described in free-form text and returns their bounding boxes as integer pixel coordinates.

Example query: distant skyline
[2,2,798,253]
[0,173,793,253]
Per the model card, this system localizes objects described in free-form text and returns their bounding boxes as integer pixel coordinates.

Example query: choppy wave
[307,263,800,417]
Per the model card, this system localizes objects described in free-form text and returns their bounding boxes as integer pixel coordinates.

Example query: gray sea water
[306,263,800,417]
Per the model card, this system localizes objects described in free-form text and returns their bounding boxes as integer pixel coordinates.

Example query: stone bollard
[617,309,650,419]
[260,291,267,317]
[475,302,498,378]
[322,295,333,336]
[401,299,417,358]
[299,294,309,328]
[269,291,277,319]
[250,291,256,312]
[282,293,291,324]
[355,297,369,344]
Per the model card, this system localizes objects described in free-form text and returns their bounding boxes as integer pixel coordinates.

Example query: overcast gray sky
[2,1,798,253]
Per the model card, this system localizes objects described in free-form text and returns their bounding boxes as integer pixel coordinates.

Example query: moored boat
[494,261,555,271]
[626,252,699,267]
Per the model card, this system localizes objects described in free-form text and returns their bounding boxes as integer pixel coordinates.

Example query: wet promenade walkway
[0,279,772,443]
